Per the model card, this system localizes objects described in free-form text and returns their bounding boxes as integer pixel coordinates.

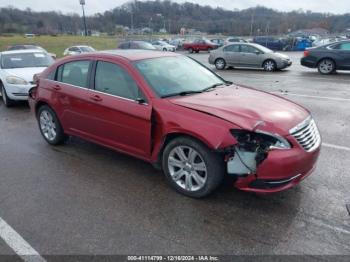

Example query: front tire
[162,136,224,198]
[263,60,277,72]
[188,48,194,53]
[1,84,15,107]
[318,59,335,75]
[37,105,67,145]
[163,48,167,51]
[215,58,226,70]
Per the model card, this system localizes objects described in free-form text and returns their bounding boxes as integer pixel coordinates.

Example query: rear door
[85,59,152,159]
[223,44,241,66]
[51,60,93,134]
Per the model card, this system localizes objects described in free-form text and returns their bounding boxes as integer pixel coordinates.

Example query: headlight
[231,129,291,151]
[6,76,28,85]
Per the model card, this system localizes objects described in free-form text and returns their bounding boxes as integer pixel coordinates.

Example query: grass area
[0,35,118,58]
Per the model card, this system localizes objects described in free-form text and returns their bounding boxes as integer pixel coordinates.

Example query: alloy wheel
[39,110,57,142]
[318,59,334,74]
[264,60,276,71]
[167,146,207,192]
[215,59,226,70]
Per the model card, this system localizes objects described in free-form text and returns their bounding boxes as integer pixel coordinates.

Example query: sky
[0,0,349,15]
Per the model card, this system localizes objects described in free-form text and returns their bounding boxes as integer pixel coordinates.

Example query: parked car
[210,39,225,47]
[182,39,218,53]
[0,49,54,107]
[224,37,248,45]
[301,40,350,74]
[209,43,292,71]
[7,44,57,59]
[169,38,185,49]
[253,37,287,51]
[118,41,156,50]
[63,45,95,56]
[152,41,176,52]
[29,50,320,198]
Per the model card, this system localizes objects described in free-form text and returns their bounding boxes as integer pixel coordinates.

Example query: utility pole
[79,0,88,36]
[250,10,255,37]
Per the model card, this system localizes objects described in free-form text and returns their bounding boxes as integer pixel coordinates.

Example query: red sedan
[29,50,321,198]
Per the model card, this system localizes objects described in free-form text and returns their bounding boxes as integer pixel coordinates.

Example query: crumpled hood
[169,85,309,135]
[3,67,47,83]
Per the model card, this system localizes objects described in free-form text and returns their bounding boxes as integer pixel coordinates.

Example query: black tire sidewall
[1,84,14,107]
[188,48,193,53]
[37,105,66,145]
[162,136,224,198]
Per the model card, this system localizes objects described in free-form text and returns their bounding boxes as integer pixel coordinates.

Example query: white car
[63,45,95,56]
[0,49,54,107]
[152,41,176,52]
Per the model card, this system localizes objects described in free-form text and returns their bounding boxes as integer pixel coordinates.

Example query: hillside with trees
[0,0,349,35]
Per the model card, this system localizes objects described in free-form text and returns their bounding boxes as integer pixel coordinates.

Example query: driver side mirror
[255,51,261,55]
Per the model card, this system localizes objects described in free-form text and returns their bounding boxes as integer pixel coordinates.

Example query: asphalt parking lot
[0,51,349,259]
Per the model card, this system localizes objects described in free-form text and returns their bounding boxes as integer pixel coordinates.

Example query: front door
[85,60,152,159]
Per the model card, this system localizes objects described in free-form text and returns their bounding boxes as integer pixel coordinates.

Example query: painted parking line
[323,143,350,152]
[0,217,46,262]
[273,92,350,102]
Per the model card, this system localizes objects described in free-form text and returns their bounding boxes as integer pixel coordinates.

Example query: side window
[57,60,91,88]
[340,43,350,51]
[224,45,240,52]
[240,45,258,54]
[95,61,140,100]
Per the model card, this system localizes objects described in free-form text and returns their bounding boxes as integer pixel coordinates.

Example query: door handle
[53,84,61,90]
[89,95,102,102]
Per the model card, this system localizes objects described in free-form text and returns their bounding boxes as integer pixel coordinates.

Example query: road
[0,51,349,259]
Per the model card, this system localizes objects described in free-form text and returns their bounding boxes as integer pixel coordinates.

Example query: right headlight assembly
[231,129,291,151]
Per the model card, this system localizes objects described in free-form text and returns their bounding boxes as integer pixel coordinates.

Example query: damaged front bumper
[228,144,321,193]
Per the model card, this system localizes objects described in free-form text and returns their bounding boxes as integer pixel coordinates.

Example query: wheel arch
[317,57,337,67]
[262,58,276,68]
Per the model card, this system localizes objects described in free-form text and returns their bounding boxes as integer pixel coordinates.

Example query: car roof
[0,49,47,55]
[98,50,180,61]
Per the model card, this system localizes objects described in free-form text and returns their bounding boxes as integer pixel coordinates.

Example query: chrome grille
[290,117,321,152]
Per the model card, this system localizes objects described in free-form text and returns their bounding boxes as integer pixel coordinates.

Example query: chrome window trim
[45,79,149,106]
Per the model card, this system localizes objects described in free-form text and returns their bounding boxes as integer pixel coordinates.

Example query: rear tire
[215,58,226,70]
[208,47,212,53]
[188,48,194,53]
[318,59,336,75]
[162,136,225,198]
[163,48,167,51]
[1,84,14,107]
[37,105,67,145]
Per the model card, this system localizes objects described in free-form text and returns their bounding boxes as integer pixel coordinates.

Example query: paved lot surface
[0,51,349,258]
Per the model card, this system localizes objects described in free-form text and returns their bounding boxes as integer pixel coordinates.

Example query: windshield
[256,45,274,53]
[138,42,156,50]
[1,52,54,69]
[80,46,95,52]
[134,56,225,98]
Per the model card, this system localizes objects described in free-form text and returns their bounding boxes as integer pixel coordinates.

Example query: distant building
[289,28,329,37]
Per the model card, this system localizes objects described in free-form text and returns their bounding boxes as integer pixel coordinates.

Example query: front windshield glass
[80,46,95,52]
[1,52,54,69]
[134,56,225,98]
[256,45,273,53]
[138,42,156,50]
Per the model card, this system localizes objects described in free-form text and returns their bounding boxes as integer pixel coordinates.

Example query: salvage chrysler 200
[29,50,321,198]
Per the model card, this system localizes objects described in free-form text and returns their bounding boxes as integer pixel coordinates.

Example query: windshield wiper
[161,90,204,98]
[202,82,228,92]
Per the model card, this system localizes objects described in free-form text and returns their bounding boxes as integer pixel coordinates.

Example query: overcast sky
[0,0,349,15]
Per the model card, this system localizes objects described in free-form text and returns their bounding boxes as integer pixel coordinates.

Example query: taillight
[304,50,310,57]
